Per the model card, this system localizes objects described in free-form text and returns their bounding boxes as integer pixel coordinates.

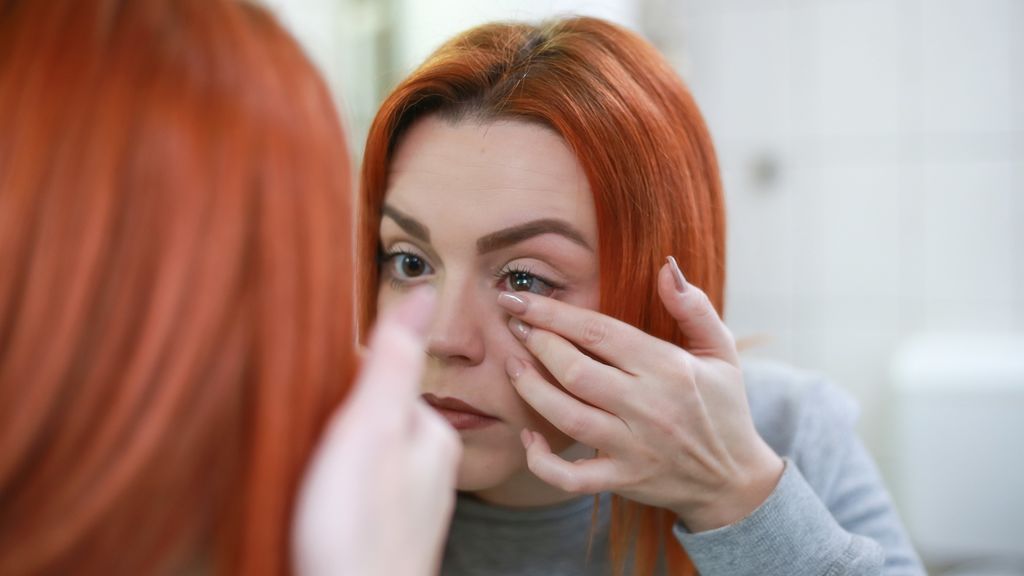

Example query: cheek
[488,332,577,452]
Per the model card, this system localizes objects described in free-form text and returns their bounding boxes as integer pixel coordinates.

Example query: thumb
[658,256,738,364]
[345,286,437,420]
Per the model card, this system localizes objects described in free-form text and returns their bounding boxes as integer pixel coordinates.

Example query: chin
[454,442,522,491]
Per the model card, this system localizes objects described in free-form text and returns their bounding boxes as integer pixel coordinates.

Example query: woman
[0,0,458,574]
[359,17,925,575]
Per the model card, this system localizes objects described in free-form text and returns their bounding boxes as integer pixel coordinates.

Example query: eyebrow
[476,218,592,254]
[382,205,430,242]
[381,204,592,254]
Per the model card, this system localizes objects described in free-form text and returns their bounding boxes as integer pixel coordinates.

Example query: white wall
[675,0,1023,496]
[393,0,639,74]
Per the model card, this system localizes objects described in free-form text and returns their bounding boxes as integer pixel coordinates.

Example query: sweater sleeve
[672,376,925,576]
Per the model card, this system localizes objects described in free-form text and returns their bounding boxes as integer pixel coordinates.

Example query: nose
[426,280,485,366]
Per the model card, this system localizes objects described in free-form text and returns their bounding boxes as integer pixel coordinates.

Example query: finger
[408,404,462,569]
[497,291,673,374]
[344,286,437,422]
[410,400,463,471]
[506,356,629,450]
[658,257,738,364]
[508,319,637,414]
[522,430,619,494]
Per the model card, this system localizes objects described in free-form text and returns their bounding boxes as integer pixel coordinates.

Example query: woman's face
[377,116,600,502]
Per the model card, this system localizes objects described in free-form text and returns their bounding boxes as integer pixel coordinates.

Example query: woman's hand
[293,288,462,576]
[499,257,783,533]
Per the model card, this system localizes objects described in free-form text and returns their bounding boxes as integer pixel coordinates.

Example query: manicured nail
[505,356,525,380]
[666,256,688,292]
[497,292,529,315]
[520,428,534,449]
[508,317,531,341]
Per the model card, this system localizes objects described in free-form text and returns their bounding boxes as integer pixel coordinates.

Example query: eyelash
[379,247,428,291]
[379,245,565,295]
[492,263,564,292]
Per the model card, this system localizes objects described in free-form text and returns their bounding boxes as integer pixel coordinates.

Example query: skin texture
[378,117,598,507]
[378,116,785,529]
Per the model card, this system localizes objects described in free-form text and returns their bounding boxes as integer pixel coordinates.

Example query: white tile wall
[818,160,903,300]
[395,0,640,74]
[918,0,1017,134]
[811,0,910,137]
[1015,161,1024,332]
[722,145,797,300]
[686,4,793,142]
[680,0,1024,495]
[916,160,1016,325]
[1015,0,1024,133]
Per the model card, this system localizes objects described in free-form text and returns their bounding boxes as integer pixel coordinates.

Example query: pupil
[511,272,533,291]
[402,255,424,276]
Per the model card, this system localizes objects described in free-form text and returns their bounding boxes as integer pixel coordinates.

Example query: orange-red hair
[358,16,725,576]
[0,0,354,574]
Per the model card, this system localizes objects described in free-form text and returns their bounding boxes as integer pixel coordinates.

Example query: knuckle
[721,323,736,344]
[562,413,590,439]
[669,422,695,451]
[670,349,695,381]
[534,305,557,330]
[650,411,679,438]
[690,291,718,320]
[562,359,589,391]
[578,317,608,348]
[561,471,587,494]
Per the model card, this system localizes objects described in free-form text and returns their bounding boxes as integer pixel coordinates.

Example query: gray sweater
[441,360,925,575]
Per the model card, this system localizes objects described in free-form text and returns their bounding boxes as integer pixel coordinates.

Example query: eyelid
[381,238,441,269]
[383,243,425,259]
[493,260,566,290]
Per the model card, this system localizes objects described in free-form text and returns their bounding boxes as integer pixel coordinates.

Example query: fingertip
[657,262,686,307]
[531,431,549,451]
[506,356,527,382]
[665,255,687,292]
[520,428,533,449]
[355,291,435,410]
[388,285,437,337]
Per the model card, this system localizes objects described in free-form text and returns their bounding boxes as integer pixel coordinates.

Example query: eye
[381,249,435,285]
[395,253,428,278]
[497,266,558,297]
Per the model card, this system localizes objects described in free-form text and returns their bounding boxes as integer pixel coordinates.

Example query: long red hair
[358,16,725,576]
[0,0,354,574]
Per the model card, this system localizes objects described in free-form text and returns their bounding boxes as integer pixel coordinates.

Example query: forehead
[384,116,596,237]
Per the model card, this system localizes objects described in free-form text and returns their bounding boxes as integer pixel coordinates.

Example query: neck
[467,442,595,508]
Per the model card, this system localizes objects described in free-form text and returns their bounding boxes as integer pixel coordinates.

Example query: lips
[422,393,499,431]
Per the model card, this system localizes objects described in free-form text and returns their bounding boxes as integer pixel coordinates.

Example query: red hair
[0,0,354,574]
[358,16,725,576]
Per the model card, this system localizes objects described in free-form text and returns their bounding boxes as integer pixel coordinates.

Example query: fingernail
[497,292,528,315]
[505,356,525,380]
[520,428,534,448]
[508,317,531,341]
[666,256,688,293]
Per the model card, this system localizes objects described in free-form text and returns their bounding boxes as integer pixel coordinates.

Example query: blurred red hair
[0,0,354,573]
[358,17,726,576]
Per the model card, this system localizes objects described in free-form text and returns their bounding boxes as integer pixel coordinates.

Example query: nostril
[426,333,484,366]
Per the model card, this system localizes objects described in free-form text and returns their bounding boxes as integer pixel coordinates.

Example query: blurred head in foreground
[0,0,355,573]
